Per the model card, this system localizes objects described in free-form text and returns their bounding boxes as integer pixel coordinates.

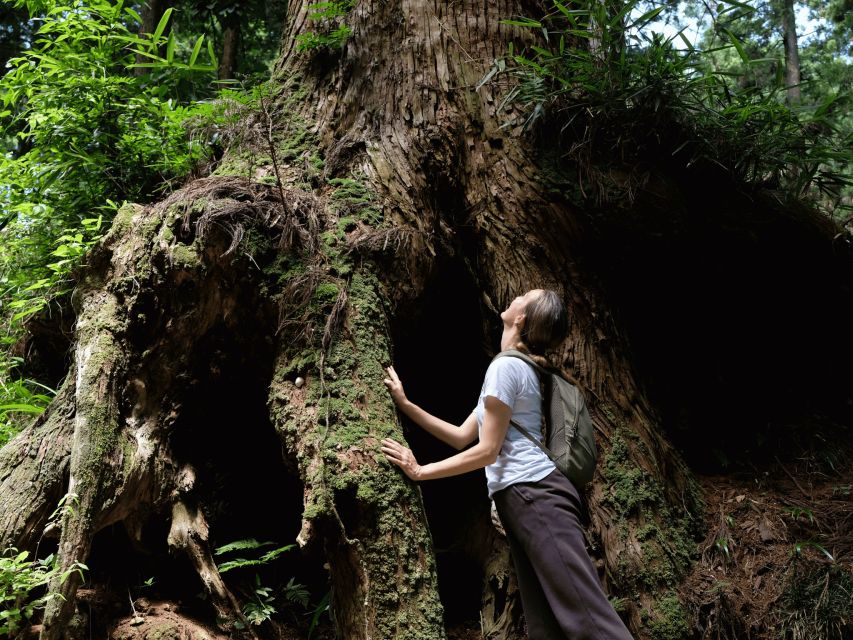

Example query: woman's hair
[519,289,568,356]
[513,288,579,389]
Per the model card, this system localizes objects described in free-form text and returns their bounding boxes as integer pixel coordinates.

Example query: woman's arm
[382,396,511,480]
[383,366,478,450]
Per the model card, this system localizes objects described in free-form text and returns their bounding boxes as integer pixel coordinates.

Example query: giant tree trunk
[2,1,850,640]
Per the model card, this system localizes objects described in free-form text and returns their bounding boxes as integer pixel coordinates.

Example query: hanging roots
[153,176,323,257]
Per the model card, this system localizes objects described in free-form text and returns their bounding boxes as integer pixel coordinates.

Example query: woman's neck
[500,325,521,351]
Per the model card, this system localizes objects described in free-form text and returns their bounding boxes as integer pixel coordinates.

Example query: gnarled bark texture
[2,1,850,640]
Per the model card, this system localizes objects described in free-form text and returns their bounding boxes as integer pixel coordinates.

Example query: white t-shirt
[475,357,556,497]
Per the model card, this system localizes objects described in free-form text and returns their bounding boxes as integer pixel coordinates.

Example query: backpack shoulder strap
[493,350,556,461]
[492,349,549,376]
[509,418,557,462]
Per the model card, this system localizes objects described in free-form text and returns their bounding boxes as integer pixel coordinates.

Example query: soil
[680,426,852,639]
[109,600,229,640]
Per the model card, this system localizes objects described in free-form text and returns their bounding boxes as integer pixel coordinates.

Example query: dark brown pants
[493,470,633,640]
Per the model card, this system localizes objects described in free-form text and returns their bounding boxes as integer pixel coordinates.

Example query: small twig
[259,90,289,211]
[775,456,811,498]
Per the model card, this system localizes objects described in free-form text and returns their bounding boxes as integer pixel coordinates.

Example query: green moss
[139,211,163,239]
[144,623,182,640]
[267,265,444,638]
[599,418,698,596]
[647,593,690,640]
[602,432,663,515]
[169,244,201,269]
[313,282,341,306]
[121,436,136,479]
[109,203,138,238]
[70,297,127,508]
[329,176,383,227]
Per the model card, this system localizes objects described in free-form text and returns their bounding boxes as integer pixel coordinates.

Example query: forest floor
[33,425,851,640]
[681,424,852,639]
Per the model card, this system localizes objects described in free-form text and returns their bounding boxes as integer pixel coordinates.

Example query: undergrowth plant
[214,538,327,633]
[295,1,354,51]
[0,0,218,445]
[0,548,86,636]
[495,0,851,216]
[779,560,852,640]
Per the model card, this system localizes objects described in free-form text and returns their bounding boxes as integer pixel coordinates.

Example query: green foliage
[790,540,834,563]
[215,539,323,632]
[779,561,852,640]
[0,0,216,216]
[295,1,354,51]
[240,575,277,626]
[169,0,287,83]
[0,360,53,447]
[0,0,218,445]
[683,0,853,215]
[307,591,330,640]
[647,592,691,640]
[783,505,816,524]
[0,548,86,636]
[237,576,312,628]
[496,0,851,217]
[214,538,295,573]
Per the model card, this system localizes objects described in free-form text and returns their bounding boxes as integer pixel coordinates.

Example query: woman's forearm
[416,442,497,480]
[398,400,470,450]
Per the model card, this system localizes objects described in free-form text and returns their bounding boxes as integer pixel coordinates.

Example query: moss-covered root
[41,285,128,640]
[591,404,702,637]
[269,270,445,640]
[0,376,75,551]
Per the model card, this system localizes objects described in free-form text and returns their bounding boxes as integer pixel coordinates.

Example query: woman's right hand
[383,366,408,407]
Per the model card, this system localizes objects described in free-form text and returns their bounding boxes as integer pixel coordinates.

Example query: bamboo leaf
[609,0,638,29]
[628,6,664,31]
[0,403,45,414]
[717,0,756,12]
[166,33,175,63]
[152,7,173,41]
[189,35,204,67]
[124,7,142,25]
[128,48,167,63]
[207,38,218,68]
[501,18,542,28]
[722,28,750,64]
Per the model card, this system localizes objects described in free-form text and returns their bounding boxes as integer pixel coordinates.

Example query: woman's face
[501,290,542,328]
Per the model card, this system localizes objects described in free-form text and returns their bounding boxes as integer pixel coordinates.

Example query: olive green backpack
[494,350,598,489]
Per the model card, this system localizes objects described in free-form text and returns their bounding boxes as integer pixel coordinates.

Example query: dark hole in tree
[582,184,853,471]
[84,319,329,636]
[391,257,495,628]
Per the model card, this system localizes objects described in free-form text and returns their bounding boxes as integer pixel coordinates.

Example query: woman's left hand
[381,438,422,481]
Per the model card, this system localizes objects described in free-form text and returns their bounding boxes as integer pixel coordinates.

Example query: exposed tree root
[0,378,75,550]
[167,499,255,635]
[31,193,284,638]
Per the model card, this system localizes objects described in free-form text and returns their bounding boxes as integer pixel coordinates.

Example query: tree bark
[267,0,701,633]
[781,0,801,104]
[217,12,241,81]
[12,1,840,639]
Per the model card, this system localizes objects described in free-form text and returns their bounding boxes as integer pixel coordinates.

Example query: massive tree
[1,1,851,639]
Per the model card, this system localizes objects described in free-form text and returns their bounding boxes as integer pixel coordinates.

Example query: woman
[381,289,633,640]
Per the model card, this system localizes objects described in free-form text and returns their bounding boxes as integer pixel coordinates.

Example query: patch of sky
[628,1,830,50]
